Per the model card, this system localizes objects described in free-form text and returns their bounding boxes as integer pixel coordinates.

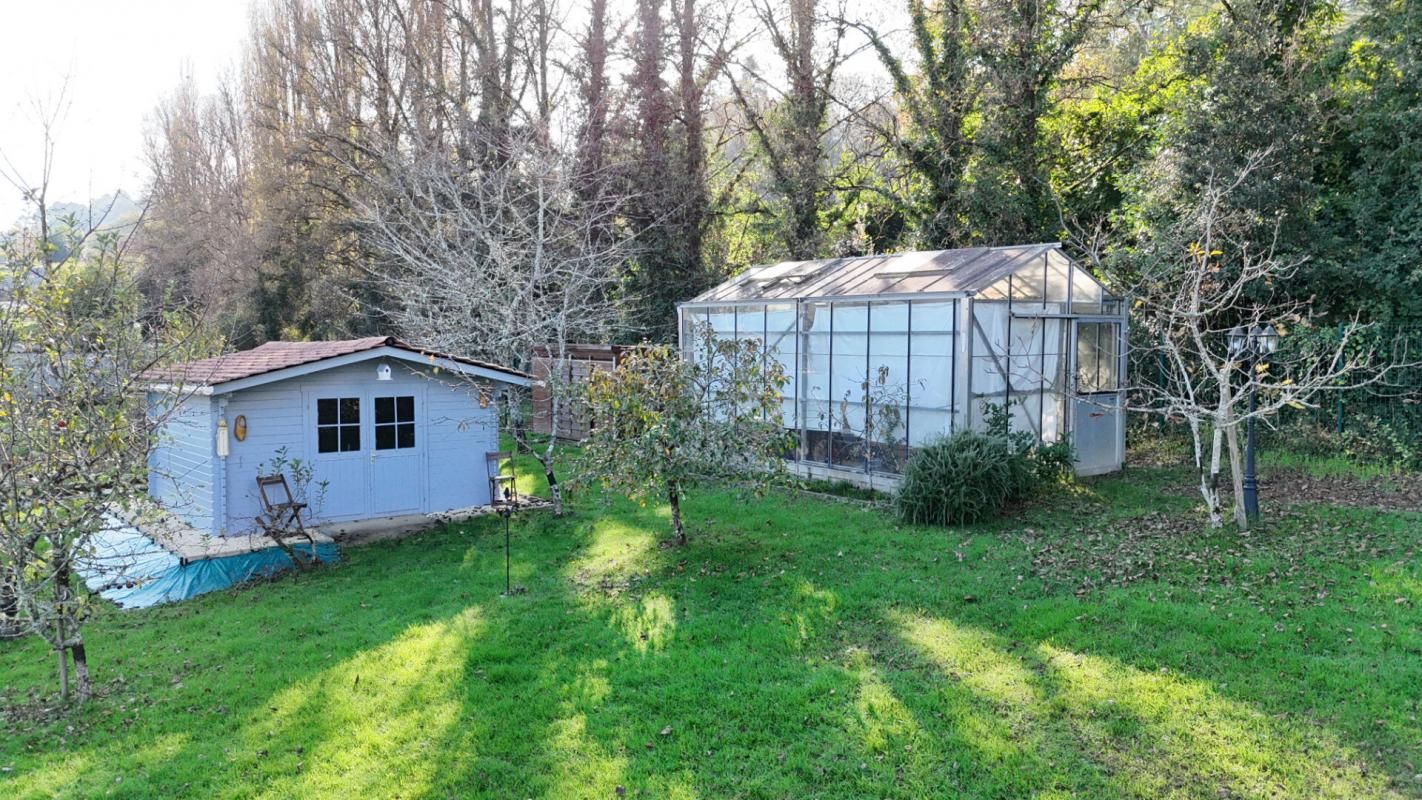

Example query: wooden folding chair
[485,451,517,506]
[255,473,310,538]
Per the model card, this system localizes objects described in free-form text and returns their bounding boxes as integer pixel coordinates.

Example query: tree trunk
[1188,417,1220,526]
[0,575,18,639]
[1224,421,1248,529]
[669,485,685,546]
[54,569,70,703]
[1206,420,1226,528]
[56,637,69,704]
[544,460,563,516]
[70,640,91,702]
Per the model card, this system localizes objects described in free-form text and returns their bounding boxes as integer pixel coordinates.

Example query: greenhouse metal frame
[678,243,1128,486]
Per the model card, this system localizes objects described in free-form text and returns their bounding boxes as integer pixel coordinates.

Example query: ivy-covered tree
[1110,1,1331,285]
[970,0,1109,245]
[577,326,792,545]
[855,0,976,249]
[726,0,849,260]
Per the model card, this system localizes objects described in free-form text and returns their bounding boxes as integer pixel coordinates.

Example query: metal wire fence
[1129,323,1422,468]
[1276,324,1422,428]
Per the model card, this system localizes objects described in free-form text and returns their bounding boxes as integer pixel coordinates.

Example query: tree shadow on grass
[434,496,1418,798]
[3,483,1419,799]
[1,515,544,798]
[874,611,1407,798]
[1000,500,1422,787]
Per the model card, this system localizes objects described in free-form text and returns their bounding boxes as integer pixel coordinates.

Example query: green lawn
[2,462,1420,799]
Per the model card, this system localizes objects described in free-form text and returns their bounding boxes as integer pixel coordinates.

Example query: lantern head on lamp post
[1228,326,1248,358]
[1258,324,1279,355]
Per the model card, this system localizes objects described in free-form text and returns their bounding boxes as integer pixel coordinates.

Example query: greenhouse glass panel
[1070,263,1104,315]
[973,302,1010,351]
[868,302,910,473]
[969,301,1014,429]
[1006,316,1047,437]
[707,305,736,338]
[907,300,956,446]
[830,303,869,469]
[1045,253,1072,305]
[978,277,1010,300]
[1076,322,1122,393]
[1009,356,1044,433]
[800,302,833,463]
[766,304,797,427]
[735,304,766,352]
[1010,261,1047,308]
[1041,318,1069,441]
[680,307,706,359]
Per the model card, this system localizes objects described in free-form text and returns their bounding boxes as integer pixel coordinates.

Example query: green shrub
[1030,438,1077,483]
[895,424,1076,527]
[1264,415,1422,472]
[895,431,1020,526]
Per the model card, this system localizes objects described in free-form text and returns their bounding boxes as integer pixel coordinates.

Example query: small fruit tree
[578,325,792,545]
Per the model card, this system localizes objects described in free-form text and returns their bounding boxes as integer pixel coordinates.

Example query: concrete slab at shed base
[78,499,547,608]
[323,497,552,547]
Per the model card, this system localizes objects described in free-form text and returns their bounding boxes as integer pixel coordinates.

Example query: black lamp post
[498,487,514,597]
[1228,324,1280,522]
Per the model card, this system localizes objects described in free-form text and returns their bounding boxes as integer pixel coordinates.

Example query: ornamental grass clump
[894,427,1073,526]
[895,431,1020,526]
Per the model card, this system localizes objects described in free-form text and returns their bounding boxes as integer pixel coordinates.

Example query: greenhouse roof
[686,243,1076,304]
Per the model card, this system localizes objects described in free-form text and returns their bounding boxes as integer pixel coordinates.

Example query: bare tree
[1125,151,1399,529]
[138,72,254,327]
[352,131,634,515]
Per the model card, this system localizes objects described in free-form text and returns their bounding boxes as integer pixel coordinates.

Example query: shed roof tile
[143,336,529,387]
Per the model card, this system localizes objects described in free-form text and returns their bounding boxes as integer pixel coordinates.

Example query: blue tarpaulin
[77,516,339,609]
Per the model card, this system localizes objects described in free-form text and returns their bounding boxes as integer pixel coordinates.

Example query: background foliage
[133,0,1422,347]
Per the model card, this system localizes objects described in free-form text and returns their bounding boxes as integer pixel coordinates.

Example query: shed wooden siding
[530,344,638,440]
[425,373,500,511]
[147,391,217,532]
[219,361,497,535]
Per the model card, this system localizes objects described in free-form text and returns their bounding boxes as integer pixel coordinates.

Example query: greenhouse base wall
[791,460,903,492]
[788,451,1118,493]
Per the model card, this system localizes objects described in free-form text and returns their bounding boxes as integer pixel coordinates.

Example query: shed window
[374,395,415,450]
[317,397,361,453]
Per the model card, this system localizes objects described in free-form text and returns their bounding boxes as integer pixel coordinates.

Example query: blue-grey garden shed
[141,336,530,537]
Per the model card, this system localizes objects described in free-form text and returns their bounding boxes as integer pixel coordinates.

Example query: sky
[0,0,253,224]
[0,0,902,227]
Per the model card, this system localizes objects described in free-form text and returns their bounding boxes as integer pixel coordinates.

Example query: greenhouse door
[1072,321,1123,475]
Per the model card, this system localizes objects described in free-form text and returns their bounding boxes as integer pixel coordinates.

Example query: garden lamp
[1236,322,1283,524]
[1228,326,1247,357]
[1258,324,1279,355]
[499,487,515,597]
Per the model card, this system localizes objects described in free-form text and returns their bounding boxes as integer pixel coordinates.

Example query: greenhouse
[678,243,1128,486]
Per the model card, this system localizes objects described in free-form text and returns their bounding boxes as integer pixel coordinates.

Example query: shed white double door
[304,386,425,520]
